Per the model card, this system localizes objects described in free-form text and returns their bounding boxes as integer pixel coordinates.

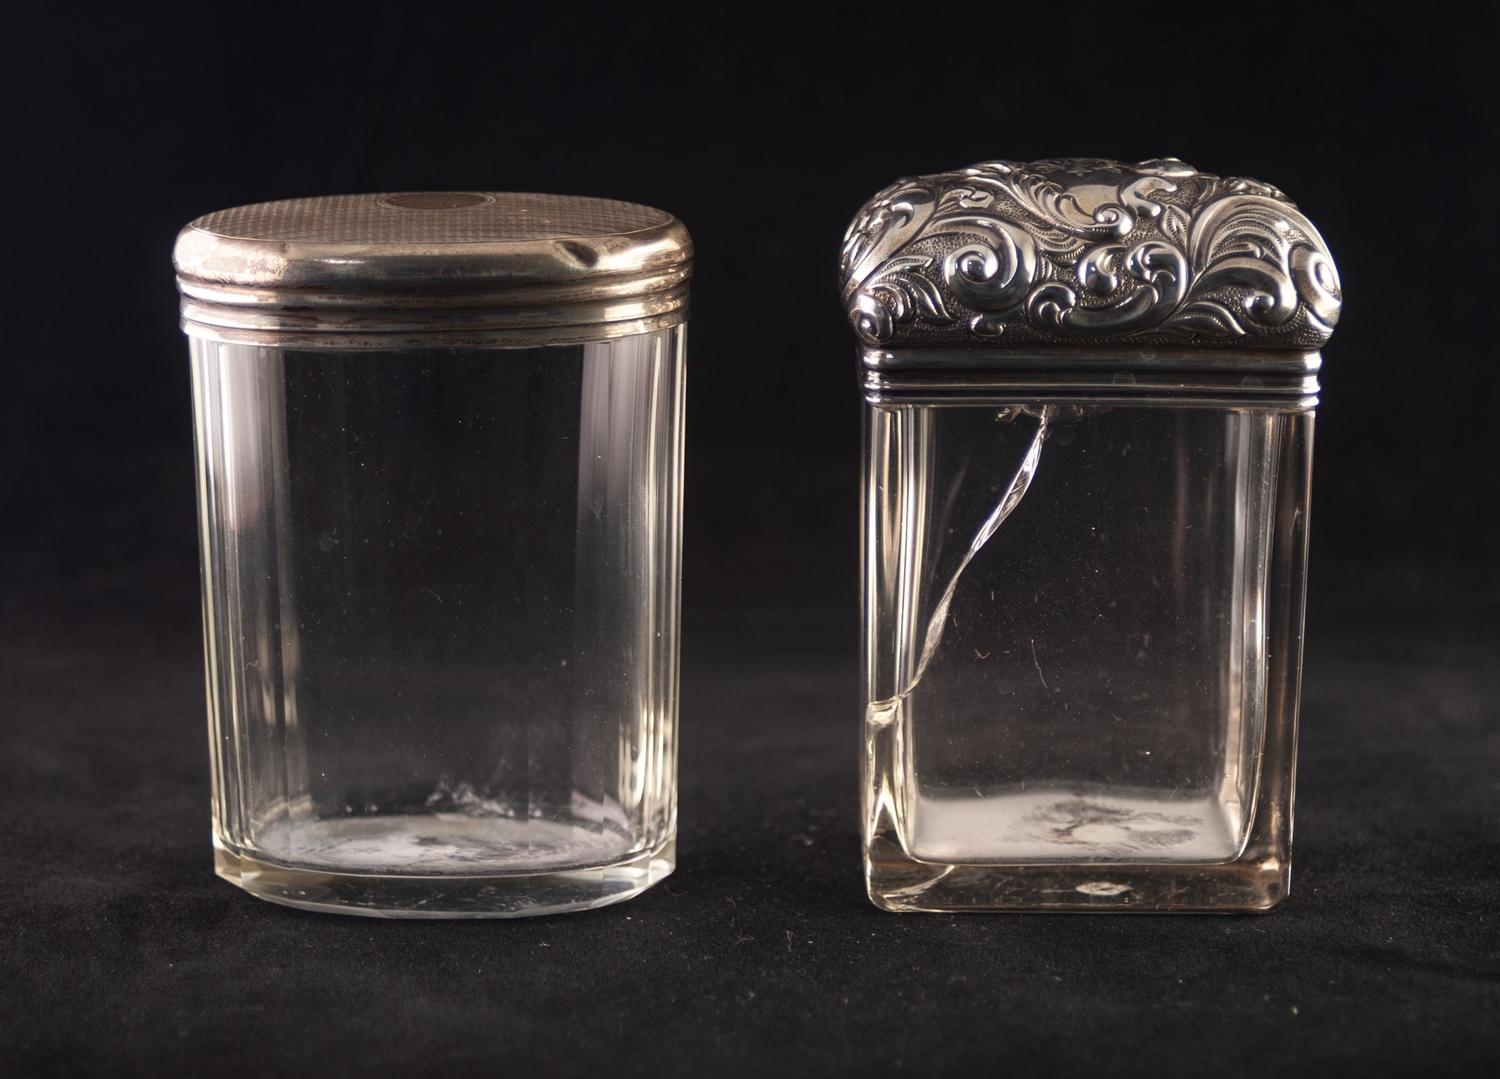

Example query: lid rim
[177,266,691,309]
[173,192,692,345]
[862,346,1322,371]
[180,308,689,350]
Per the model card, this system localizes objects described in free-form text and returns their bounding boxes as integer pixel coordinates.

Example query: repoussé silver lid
[840,158,1340,352]
[174,192,692,348]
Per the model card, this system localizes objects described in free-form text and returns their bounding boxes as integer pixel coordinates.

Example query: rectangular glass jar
[189,329,684,917]
[862,356,1315,912]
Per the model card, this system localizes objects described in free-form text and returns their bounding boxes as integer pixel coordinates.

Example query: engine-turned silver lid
[175,192,692,348]
[840,158,1340,352]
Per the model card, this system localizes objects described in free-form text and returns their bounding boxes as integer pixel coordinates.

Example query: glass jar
[842,159,1340,911]
[174,192,690,917]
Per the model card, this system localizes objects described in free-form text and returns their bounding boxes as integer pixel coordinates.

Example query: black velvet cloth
[1,449,1495,1074]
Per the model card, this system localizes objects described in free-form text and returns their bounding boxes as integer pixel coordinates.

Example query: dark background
[3,5,1497,1075]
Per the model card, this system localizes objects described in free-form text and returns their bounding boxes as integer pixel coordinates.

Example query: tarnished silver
[841,158,1340,351]
[175,192,692,348]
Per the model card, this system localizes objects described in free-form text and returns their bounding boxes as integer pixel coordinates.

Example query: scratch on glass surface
[896,406,1053,700]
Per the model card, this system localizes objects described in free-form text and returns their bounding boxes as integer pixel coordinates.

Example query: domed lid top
[840,158,1339,351]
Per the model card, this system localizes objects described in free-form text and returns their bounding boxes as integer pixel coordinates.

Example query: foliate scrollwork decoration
[840,158,1341,349]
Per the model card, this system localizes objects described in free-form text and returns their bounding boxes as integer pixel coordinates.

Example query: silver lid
[175,192,692,348]
[840,158,1340,351]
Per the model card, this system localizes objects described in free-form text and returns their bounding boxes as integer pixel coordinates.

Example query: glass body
[864,389,1313,912]
[189,327,684,917]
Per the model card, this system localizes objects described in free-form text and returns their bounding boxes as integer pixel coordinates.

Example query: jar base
[214,837,674,919]
[866,837,1289,913]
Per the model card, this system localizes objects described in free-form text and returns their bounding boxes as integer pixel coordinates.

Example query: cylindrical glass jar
[842,158,1340,912]
[175,192,690,917]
